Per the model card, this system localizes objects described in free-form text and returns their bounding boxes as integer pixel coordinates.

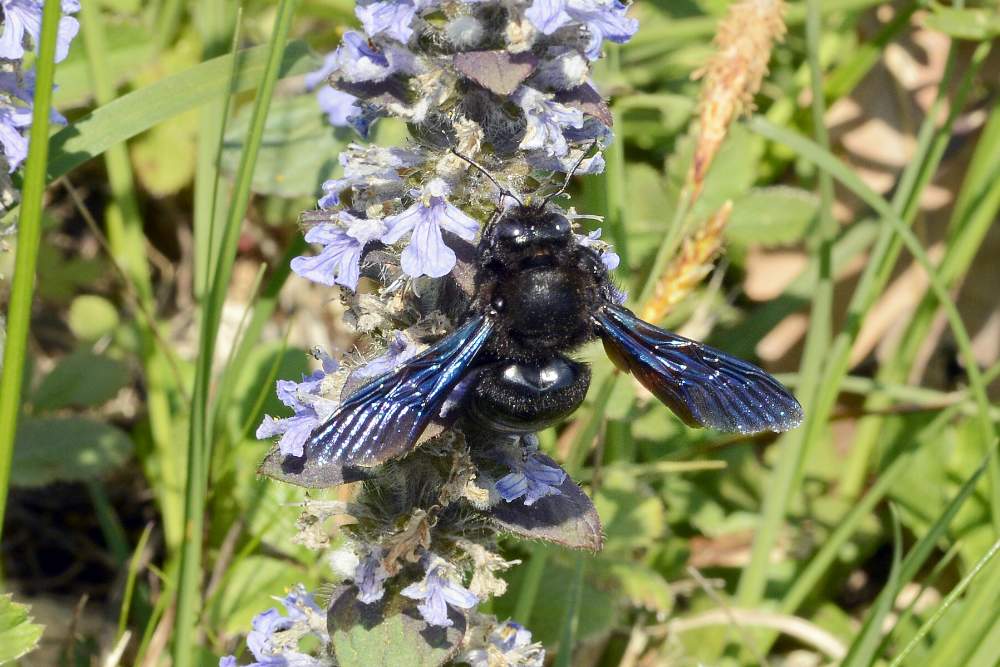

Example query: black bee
[300,188,803,470]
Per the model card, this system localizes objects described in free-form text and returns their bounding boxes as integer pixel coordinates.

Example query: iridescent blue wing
[305,315,495,467]
[594,304,803,434]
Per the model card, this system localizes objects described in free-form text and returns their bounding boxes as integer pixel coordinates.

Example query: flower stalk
[225,0,638,664]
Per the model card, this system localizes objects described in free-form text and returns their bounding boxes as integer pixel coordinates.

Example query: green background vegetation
[0,0,998,665]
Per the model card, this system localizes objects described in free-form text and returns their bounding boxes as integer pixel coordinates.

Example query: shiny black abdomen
[469,356,591,433]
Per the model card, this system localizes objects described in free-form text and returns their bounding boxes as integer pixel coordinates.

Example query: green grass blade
[737,38,991,609]
[172,1,300,663]
[748,115,998,530]
[923,555,1000,666]
[46,40,317,181]
[211,234,306,446]
[890,537,1000,667]
[841,505,903,667]
[554,555,585,667]
[78,0,183,552]
[836,459,988,664]
[0,0,62,544]
[193,2,238,301]
[117,522,154,639]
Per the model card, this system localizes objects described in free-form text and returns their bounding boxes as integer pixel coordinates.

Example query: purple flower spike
[333,31,396,83]
[571,0,639,60]
[316,145,422,209]
[400,562,478,627]
[525,0,571,35]
[276,584,324,623]
[306,51,362,128]
[513,86,584,158]
[231,604,327,667]
[0,105,32,172]
[0,0,80,63]
[356,0,418,43]
[316,87,361,127]
[352,332,420,382]
[465,620,545,667]
[381,178,480,278]
[256,354,339,458]
[496,446,567,506]
[525,0,638,60]
[354,550,391,604]
[291,212,387,291]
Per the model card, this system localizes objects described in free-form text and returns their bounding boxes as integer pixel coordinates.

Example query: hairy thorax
[488,263,598,360]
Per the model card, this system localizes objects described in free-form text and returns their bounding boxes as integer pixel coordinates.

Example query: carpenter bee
[302,172,803,470]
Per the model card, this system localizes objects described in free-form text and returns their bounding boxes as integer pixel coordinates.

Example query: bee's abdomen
[468,357,591,433]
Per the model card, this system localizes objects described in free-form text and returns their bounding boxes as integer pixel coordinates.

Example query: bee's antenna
[541,140,599,208]
[450,149,523,206]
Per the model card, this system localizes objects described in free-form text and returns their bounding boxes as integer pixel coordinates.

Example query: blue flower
[256,352,339,458]
[576,228,619,270]
[0,105,31,172]
[0,0,80,63]
[291,212,387,291]
[275,584,324,624]
[513,86,583,158]
[306,51,361,128]
[317,87,362,128]
[316,145,423,209]
[496,443,566,506]
[400,561,478,627]
[0,57,69,172]
[223,606,327,667]
[464,620,545,667]
[356,0,421,43]
[569,0,638,59]
[351,331,420,382]
[220,584,329,666]
[332,31,402,84]
[354,549,390,604]
[526,147,605,175]
[380,178,480,278]
[525,0,638,60]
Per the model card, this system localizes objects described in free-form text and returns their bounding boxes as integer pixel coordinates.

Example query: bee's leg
[466,355,590,434]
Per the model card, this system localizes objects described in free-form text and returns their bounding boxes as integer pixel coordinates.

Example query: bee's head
[488,204,572,269]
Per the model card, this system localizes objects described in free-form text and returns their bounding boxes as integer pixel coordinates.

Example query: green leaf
[12,416,133,487]
[34,242,106,304]
[31,349,129,411]
[593,468,666,552]
[923,6,1000,41]
[53,22,155,109]
[0,594,43,664]
[497,557,619,647]
[328,587,464,667]
[726,186,819,247]
[595,559,674,613]
[67,295,120,342]
[220,94,349,197]
[127,36,203,196]
[46,40,319,182]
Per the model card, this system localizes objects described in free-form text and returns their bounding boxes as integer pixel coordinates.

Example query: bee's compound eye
[496,220,528,246]
[491,296,506,312]
[551,215,571,237]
